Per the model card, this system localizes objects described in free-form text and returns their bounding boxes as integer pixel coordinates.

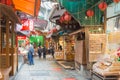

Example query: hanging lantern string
[71,0,108,15]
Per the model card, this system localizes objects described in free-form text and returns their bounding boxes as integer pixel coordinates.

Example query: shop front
[91,3,120,80]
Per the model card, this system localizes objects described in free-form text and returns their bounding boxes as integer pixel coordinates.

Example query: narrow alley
[11,55,90,80]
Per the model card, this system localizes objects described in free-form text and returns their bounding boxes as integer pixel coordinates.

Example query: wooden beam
[69,28,85,36]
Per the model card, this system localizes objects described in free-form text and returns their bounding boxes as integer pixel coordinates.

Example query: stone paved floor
[10,55,91,80]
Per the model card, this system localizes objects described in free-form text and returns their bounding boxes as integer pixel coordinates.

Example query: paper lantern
[6,0,13,6]
[86,9,94,17]
[56,25,61,30]
[64,11,69,15]
[59,16,64,23]
[113,0,120,3]
[48,30,53,34]
[52,28,57,33]
[0,0,12,6]
[98,2,107,11]
[64,14,71,22]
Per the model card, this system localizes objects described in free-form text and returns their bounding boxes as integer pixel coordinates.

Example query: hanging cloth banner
[12,0,41,17]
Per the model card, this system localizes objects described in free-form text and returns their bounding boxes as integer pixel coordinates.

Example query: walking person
[42,45,47,59]
[51,45,55,58]
[38,46,42,59]
[28,44,34,65]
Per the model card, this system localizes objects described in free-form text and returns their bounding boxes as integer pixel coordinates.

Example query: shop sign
[17,36,26,40]
[21,19,34,31]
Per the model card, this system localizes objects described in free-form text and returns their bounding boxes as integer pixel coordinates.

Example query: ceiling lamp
[52,27,57,33]
[59,16,64,23]
[113,0,120,3]
[56,25,61,30]
[64,14,71,22]
[98,2,107,11]
[86,9,94,17]
[0,0,13,6]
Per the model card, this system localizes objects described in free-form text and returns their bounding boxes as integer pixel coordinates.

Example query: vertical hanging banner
[12,0,41,16]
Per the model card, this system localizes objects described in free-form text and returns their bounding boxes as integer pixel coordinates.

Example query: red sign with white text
[21,19,34,31]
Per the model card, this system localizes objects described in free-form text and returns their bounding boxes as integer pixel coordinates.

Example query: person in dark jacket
[38,46,42,58]
[50,46,55,58]
[42,46,47,59]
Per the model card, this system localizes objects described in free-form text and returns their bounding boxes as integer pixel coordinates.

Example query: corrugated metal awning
[49,5,66,23]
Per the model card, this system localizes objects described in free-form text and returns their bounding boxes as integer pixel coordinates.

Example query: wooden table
[90,70,120,80]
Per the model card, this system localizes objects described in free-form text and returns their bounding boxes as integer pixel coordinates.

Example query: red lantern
[59,16,64,23]
[0,0,13,6]
[52,28,57,33]
[64,14,71,22]
[48,30,53,34]
[98,2,107,11]
[113,0,120,3]
[64,11,69,15]
[86,9,94,17]
[6,0,12,6]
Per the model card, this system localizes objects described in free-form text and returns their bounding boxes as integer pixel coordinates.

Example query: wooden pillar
[85,27,90,69]
[11,22,14,75]
[104,10,107,33]
[6,19,10,67]
[0,14,2,69]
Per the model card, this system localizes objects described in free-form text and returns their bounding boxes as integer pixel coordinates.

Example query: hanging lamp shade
[52,27,57,33]
[12,0,41,17]
[56,25,61,30]
[48,30,53,34]
[98,2,107,11]
[113,0,120,3]
[59,16,64,23]
[64,14,71,22]
[86,9,94,17]
[0,0,13,6]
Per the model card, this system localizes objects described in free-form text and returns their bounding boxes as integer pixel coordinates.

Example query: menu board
[89,34,106,62]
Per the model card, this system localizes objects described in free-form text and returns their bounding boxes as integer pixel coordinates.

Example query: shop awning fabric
[12,0,41,17]
[49,5,66,23]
